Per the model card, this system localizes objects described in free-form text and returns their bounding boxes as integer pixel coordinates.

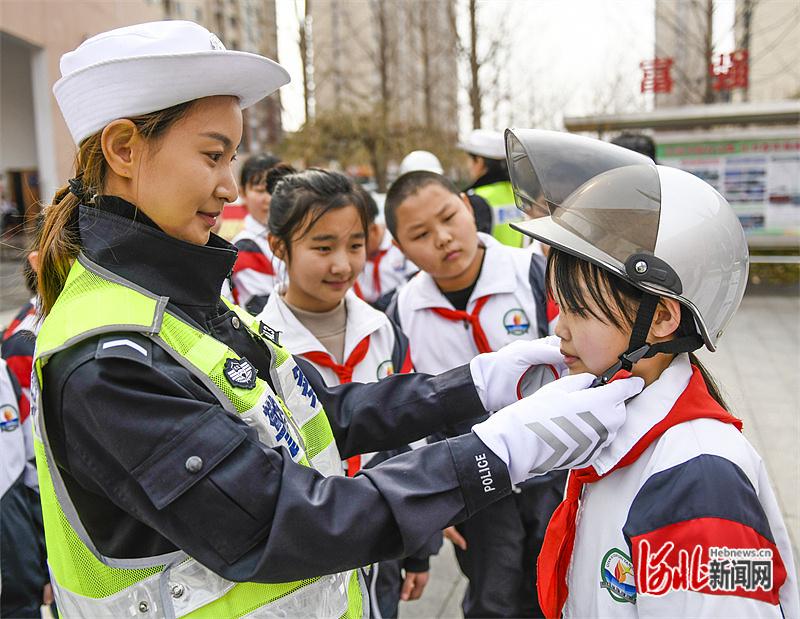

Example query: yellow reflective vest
[32,255,367,618]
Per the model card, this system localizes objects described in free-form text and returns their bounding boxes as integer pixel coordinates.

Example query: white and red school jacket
[257,288,412,473]
[354,228,418,304]
[230,215,286,315]
[564,354,799,618]
[0,358,25,498]
[391,232,550,375]
[1,299,40,491]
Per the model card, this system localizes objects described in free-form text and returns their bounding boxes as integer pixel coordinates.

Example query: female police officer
[32,20,643,617]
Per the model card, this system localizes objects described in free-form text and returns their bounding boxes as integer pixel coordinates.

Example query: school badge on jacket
[503,308,530,336]
[600,548,636,604]
[0,402,19,432]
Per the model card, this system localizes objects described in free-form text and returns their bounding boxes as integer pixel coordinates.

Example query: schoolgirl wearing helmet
[499,129,799,617]
[31,21,643,618]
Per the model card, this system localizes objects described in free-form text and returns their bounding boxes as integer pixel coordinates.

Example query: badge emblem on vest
[376,360,395,380]
[0,404,19,432]
[224,357,257,389]
[503,309,530,336]
[600,548,637,604]
[259,321,281,346]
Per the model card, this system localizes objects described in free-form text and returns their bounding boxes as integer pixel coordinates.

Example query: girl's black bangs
[546,249,641,331]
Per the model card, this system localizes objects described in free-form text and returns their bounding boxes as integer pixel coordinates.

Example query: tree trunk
[739,0,753,102]
[469,0,481,129]
[420,3,434,129]
[374,0,391,191]
[300,0,313,121]
[703,0,716,104]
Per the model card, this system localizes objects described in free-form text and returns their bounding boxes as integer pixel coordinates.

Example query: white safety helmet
[458,129,506,160]
[505,129,748,359]
[399,150,444,175]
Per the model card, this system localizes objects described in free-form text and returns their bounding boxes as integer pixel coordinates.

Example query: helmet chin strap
[591,293,704,388]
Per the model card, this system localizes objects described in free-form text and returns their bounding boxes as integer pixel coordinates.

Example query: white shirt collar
[406,232,516,311]
[592,353,693,476]
[378,227,394,252]
[260,285,386,358]
[244,214,268,237]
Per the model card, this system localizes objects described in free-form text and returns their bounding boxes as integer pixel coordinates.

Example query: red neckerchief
[431,296,493,354]
[537,366,743,618]
[302,336,371,476]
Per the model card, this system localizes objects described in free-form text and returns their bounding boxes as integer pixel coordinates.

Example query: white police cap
[458,129,506,160]
[398,150,444,175]
[54,20,290,145]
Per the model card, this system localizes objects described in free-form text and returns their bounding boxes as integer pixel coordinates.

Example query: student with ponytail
[257,167,436,618]
[31,21,642,618]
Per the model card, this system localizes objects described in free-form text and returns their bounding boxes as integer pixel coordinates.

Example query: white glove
[469,336,566,412]
[472,372,645,484]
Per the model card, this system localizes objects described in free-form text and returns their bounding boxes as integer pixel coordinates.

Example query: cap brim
[511,217,625,275]
[54,50,290,144]
[457,142,505,160]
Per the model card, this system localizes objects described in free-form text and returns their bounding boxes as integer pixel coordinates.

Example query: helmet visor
[506,129,662,268]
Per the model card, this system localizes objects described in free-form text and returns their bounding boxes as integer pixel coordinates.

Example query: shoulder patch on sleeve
[624,454,772,544]
[95,336,153,367]
[1,330,37,360]
[234,238,261,253]
[623,454,787,605]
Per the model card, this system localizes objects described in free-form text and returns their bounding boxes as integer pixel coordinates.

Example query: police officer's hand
[469,336,566,412]
[471,372,644,484]
[400,570,430,601]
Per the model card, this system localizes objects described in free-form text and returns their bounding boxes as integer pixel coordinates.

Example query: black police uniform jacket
[40,197,511,583]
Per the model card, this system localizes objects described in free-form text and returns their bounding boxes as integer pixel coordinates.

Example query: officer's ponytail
[37,101,195,316]
[37,135,106,316]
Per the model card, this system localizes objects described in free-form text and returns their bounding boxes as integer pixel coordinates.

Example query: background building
[0,0,164,217]
[310,0,458,130]
[733,0,800,103]
[0,0,282,223]
[566,0,800,249]
[164,0,283,151]
[654,0,800,107]
[653,0,716,107]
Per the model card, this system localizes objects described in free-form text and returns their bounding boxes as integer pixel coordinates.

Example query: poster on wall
[657,137,799,245]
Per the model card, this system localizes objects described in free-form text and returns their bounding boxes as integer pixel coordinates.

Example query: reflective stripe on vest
[473,181,525,247]
[32,254,366,618]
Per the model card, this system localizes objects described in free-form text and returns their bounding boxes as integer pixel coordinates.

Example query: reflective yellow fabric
[474,181,525,247]
[33,258,363,618]
[33,441,164,598]
[35,260,159,357]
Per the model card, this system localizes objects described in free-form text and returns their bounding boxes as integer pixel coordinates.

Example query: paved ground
[1,253,797,618]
